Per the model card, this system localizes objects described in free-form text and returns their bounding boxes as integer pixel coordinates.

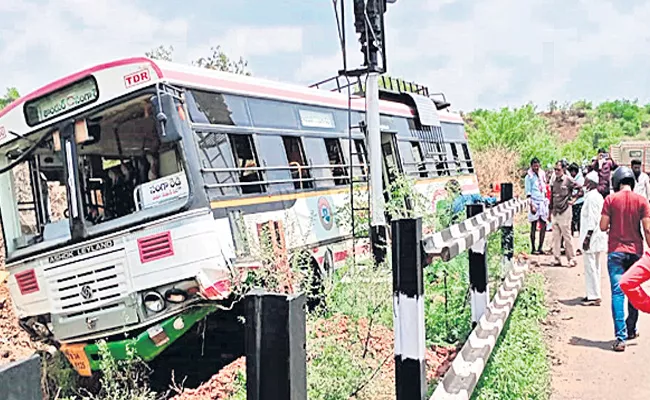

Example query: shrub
[466,105,560,168]
[53,341,157,400]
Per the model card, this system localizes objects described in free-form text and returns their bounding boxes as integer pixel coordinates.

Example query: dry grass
[472,147,524,197]
[541,110,589,144]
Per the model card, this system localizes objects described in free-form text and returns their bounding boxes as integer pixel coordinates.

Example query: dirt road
[541,243,650,400]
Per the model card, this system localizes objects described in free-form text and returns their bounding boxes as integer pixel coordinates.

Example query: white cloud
[294,52,365,84]
[0,0,188,94]
[202,26,304,58]
[6,0,650,111]
[354,0,650,110]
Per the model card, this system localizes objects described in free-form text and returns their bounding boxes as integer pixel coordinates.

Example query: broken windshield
[0,133,71,258]
[0,92,192,261]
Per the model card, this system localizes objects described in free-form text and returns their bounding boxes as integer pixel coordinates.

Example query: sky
[1,0,650,112]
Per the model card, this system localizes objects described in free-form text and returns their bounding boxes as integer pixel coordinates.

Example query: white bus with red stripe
[0,57,478,375]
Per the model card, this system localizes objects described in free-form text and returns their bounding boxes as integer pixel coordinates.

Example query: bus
[0,57,479,376]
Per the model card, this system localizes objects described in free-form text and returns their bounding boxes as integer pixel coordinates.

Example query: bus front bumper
[60,305,217,376]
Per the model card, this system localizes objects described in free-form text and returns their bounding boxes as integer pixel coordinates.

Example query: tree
[0,87,20,110]
[145,45,174,62]
[145,45,251,75]
[193,46,251,76]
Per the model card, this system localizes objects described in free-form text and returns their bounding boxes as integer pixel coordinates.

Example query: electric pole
[353,0,393,264]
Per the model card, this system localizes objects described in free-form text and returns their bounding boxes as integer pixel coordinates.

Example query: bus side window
[354,139,368,177]
[324,138,349,186]
[410,142,428,178]
[450,143,461,173]
[282,136,313,190]
[434,143,449,176]
[230,134,265,194]
[446,144,459,176]
[195,131,239,197]
[461,143,474,173]
[303,137,335,188]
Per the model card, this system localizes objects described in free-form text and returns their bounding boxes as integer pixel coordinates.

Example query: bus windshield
[0,93,191,260]
[0,132,70,257]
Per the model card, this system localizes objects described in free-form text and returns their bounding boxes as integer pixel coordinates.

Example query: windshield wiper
[8,130,38,145]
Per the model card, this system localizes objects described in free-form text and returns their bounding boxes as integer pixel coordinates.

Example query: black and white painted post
[245,291,307,400]
[467,203,489,327]
[392,217,427,400]
[500,183,514,275]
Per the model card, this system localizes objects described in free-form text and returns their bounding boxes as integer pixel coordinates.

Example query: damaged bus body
[0,58,478,376]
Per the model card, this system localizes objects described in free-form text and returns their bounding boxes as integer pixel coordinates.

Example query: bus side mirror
[151,93,184,143]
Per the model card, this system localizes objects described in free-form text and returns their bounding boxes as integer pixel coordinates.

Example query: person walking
[569,163,585,237]
[631,159,650,200]
[551,160,582,267]
[600,166,650,351]
[591,148,618,199]
[580,171,607,306]
[525,157,549,255]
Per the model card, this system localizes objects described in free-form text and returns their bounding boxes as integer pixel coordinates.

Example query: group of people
[525,148,650,351]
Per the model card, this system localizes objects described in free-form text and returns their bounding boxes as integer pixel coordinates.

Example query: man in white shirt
[631,159,650,200]
[580,171,608,306]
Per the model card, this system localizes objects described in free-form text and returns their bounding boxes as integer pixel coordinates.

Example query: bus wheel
[305,256,325,311]
[323,248,335,285]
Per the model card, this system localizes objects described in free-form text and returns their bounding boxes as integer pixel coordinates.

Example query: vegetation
[467,98,650,169]
[0,87,19,109]
[146,44,251,75]
[467,105,559,169]
[45,341,156,400]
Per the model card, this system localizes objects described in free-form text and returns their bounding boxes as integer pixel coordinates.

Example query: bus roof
[0,57,463,147]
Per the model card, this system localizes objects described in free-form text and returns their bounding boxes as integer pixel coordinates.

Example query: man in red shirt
[600,166,650,351]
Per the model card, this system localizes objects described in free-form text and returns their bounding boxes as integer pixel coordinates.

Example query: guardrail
[391,183,528,400]
[422,197,526,262]
[431,261,529,400]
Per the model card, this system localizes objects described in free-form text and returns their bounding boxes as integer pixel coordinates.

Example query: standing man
[568,163,585,237]
[580,171,607,306]
[591,148,618,198]
[551,160,582,267]
[525,157,548,255]
[631,159,650,200]
[600,166,650,351]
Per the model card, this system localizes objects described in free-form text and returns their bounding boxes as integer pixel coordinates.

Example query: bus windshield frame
[0,86,196,263]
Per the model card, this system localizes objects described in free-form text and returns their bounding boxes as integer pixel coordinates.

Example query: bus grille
[46,263,128,314]
[138,231,174,263]
[15,269,39,295]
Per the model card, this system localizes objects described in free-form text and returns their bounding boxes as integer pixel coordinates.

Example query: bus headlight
[143,291,166,313]
[164,288,188,304]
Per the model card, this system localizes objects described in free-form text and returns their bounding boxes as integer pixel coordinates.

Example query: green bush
[571,100,593,111]
[54,341,157,400]
[467,104,559,168]
[307,336,366,400]
[425,254,471,345]
[322,260,393,328]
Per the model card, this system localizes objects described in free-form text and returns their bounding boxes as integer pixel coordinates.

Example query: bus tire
[305,256,324,310]
[323,248,334,285]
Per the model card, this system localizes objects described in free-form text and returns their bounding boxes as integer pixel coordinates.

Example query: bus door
[380,130,409,211]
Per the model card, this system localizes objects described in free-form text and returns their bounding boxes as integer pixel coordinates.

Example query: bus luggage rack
[309,75,365,96]
[309,74,433,98]
[378,76,429,96]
